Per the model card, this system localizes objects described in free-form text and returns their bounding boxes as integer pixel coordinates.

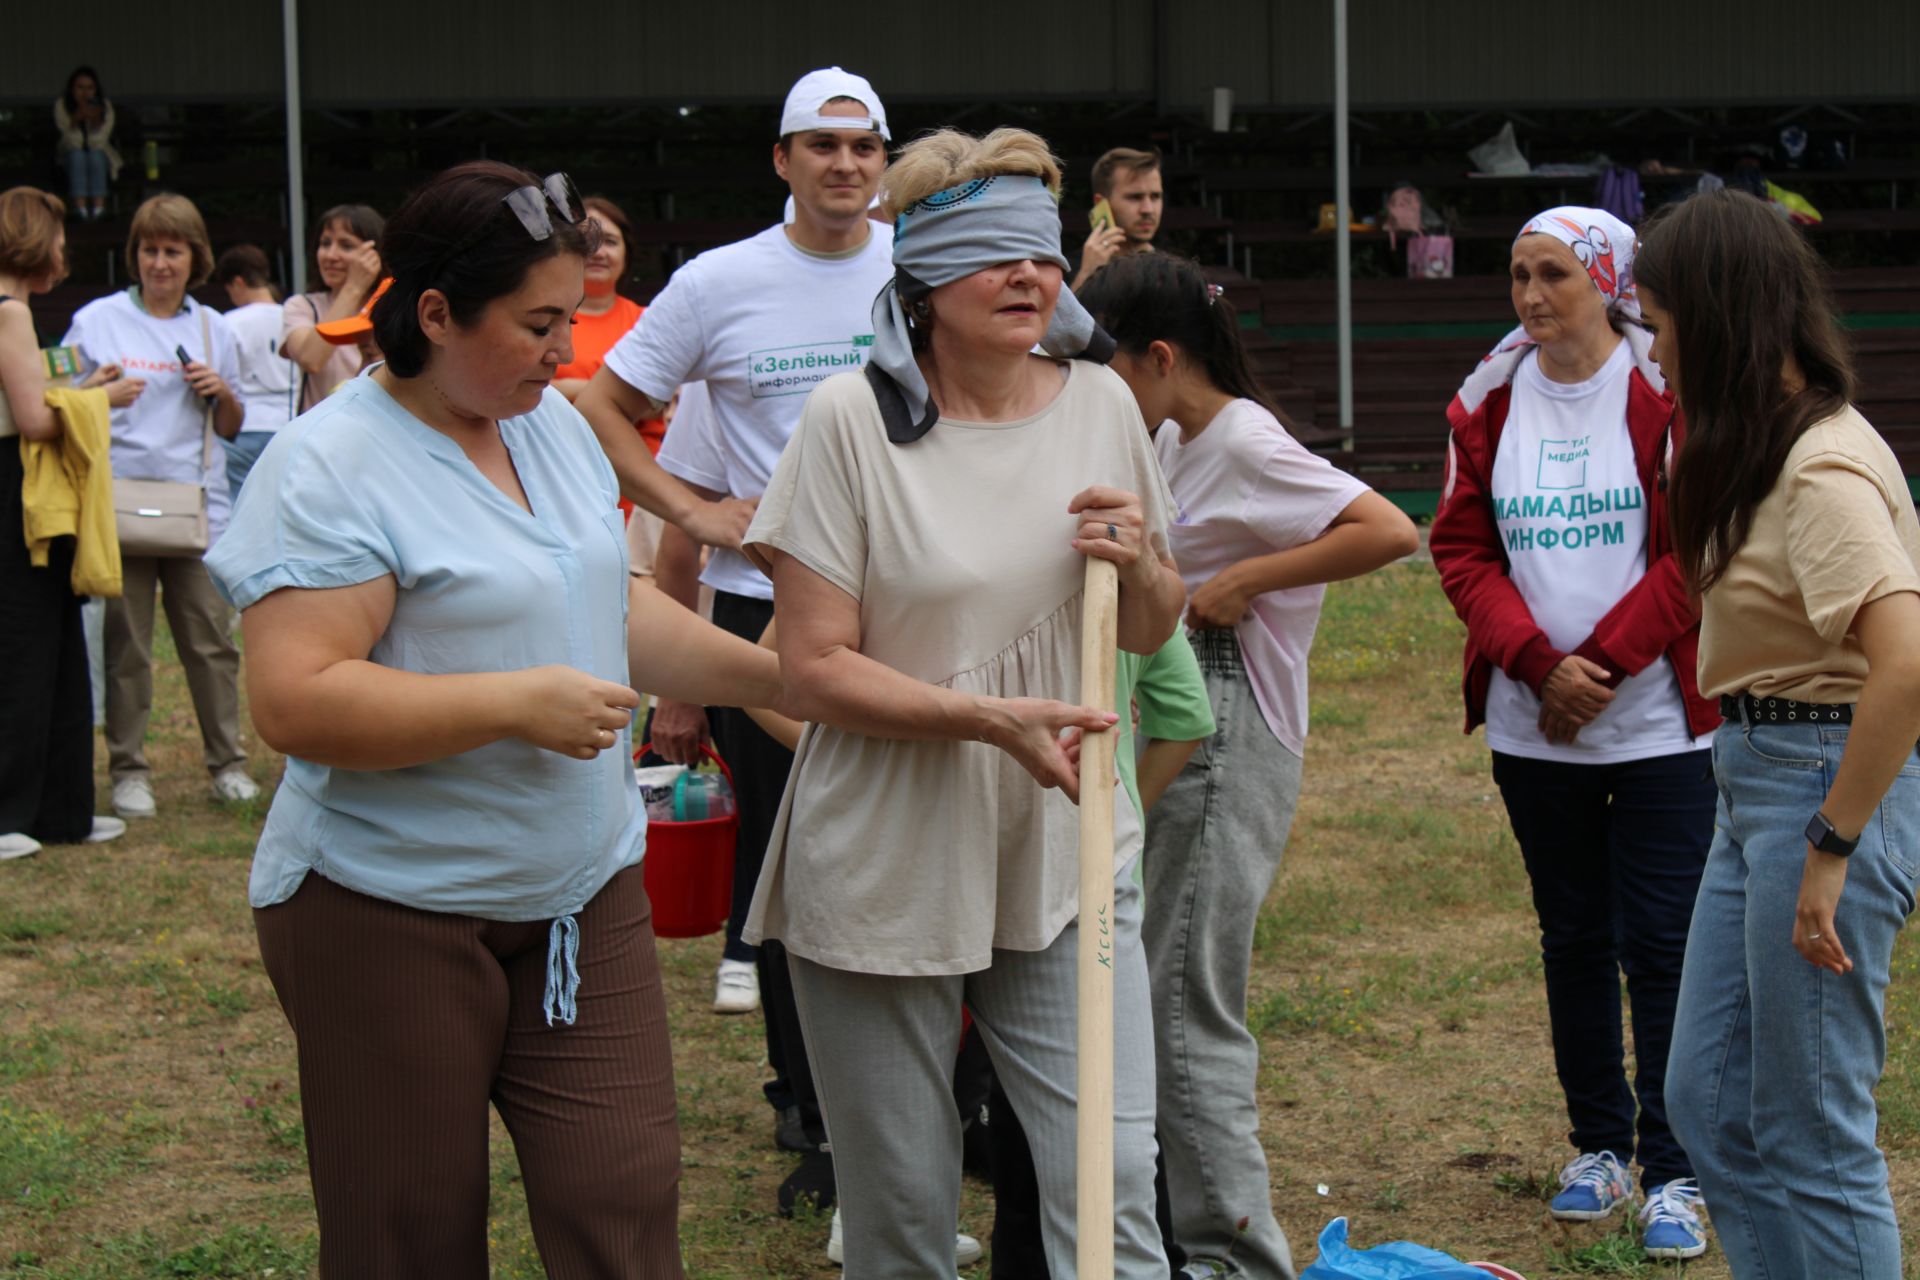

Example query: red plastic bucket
[635,742,738,938]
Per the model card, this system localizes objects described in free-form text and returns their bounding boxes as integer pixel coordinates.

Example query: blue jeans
[1667,718,1919,1279]
[1144,629,1303,1279]
[63,148,109,199]
[1491,748,1714,1187]
[222,431,274,501]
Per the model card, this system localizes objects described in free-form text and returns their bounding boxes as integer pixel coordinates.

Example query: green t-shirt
[1116,629,1216,824]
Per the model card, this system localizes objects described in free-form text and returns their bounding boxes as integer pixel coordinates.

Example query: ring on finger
[1106,523,1119,542]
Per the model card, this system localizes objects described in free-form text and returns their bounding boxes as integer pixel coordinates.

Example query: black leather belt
[1720,693,1854,725]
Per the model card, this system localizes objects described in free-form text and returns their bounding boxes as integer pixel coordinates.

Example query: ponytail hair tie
[1205,283,1224,305]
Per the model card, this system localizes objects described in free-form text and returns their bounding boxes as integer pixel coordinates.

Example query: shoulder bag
[113,303,213,557]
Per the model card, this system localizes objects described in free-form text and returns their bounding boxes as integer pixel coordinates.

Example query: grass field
[2,563,1916,1278]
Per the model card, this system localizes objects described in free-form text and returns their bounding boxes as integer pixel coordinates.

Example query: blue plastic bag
[1299,1218,1493,1280]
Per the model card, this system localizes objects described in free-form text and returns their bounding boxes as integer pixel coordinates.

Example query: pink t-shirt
[1155,399,1370,755]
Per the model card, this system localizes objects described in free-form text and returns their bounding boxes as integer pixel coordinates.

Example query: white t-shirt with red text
[65,288,240,541]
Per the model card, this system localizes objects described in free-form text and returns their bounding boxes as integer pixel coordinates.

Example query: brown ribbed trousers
[255,865,684,1279]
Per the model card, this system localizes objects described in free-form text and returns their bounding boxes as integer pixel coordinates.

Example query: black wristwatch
[1805,811,1861,857]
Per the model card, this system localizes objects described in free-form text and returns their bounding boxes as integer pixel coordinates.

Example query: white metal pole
[283,0,307,296]
[1334,0,1353,437]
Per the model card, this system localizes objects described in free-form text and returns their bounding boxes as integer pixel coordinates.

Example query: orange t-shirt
[561,295,665,454]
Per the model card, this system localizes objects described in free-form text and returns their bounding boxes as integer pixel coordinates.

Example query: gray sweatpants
[1144,629,1303,1279]
[790,835,1166,1279]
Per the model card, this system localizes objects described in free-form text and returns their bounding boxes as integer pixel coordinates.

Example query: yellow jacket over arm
[21,386,121,597]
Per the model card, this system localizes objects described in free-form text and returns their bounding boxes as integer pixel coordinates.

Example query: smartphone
[176,345,215,403]
[1090,196,1114,232]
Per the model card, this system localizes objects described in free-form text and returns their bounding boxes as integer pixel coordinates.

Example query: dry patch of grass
[2,567,1915,1277]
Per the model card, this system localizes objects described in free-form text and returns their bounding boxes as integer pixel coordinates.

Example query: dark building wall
[4,0,1915,109]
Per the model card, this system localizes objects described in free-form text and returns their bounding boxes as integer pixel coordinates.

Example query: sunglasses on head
[430,172,584,283]
[500,172,585,241]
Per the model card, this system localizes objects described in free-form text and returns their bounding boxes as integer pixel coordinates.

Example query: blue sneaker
[1639,1179,1709,1260]
[1550,1150,1632,1221]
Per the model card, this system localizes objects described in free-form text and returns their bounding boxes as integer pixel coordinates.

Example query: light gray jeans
[790,848,1166,1279]
[1145,628,1303,1279]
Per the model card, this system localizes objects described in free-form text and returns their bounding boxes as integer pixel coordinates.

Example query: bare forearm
[1226,521,1415,598]
[252,663,524,770]
[574,378,694,520]
[784,646,997,742]
[653,515,704,609]
[214,387,244,438]
[1822,662,1920,836]
[1116,560,1186,654]
[627,579,781,709]
[1137,738,1202,813]
[282,327,337,374]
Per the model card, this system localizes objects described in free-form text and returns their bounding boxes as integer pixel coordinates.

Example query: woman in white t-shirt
[281,204,383,412]
[744,129,1187,1276]
[63,194,253,822]
[1429,207,1720,1261]
[215,243,297,497]
[1080,252,1417,1278]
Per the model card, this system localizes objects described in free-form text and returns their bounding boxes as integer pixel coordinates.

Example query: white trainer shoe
[0,832,43,861]
[85,816,127,844]
[713,959,760,1014]
[211,769,261,804]
[825,1208,982,1269]
[113,777,157,820]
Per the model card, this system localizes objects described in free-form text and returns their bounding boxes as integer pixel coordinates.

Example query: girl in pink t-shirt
[1080,254,1416,1276]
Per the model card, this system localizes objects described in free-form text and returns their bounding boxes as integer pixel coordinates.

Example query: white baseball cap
[780,66,889,141]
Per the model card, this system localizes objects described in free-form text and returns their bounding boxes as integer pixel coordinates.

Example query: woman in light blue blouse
[206,161,780,1280]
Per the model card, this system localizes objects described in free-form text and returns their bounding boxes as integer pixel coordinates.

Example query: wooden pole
[1076,556,1120,1277]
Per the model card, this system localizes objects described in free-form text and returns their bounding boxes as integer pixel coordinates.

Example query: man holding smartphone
[1072,145,1165,290]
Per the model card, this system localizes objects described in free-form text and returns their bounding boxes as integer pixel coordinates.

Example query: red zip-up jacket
[1430,367,1719,738]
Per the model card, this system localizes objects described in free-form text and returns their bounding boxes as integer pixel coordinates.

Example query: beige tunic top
[742,361,1172,976]
[1698,406,1920,703]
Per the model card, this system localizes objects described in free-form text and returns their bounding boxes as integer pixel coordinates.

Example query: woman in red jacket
[1430,206,1720,1263]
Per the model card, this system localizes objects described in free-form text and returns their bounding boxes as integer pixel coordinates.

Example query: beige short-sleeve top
[282,292,365,412]
[742,361,1172,976]
[1698,406,1920,703]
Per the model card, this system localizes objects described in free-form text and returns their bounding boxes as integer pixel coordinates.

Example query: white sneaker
[0,833,42,861]
[713,959,760,1014]
[210,769,261,804]
[85,816,127,844]
[825,1208,982,1269]
[113,777,156,820]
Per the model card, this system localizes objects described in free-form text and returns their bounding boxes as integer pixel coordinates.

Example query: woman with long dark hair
[1645,189,1920,1279]
[1080,252,1416,1278]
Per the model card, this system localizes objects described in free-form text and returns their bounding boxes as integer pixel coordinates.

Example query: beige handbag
[112,305,214,558]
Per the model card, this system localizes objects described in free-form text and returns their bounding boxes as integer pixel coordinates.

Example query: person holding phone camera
[63,192,253,822]
[1072,146,1164,291]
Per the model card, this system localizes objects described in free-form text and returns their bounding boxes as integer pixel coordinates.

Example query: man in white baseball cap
[574,64,920,1234]
[780,65,889,141]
